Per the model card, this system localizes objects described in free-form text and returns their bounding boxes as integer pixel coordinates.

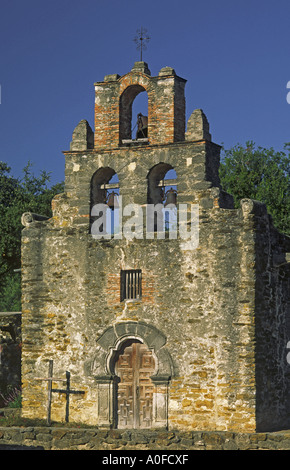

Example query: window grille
[121,270,142,301]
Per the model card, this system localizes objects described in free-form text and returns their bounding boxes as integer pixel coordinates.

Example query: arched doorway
[114,339,156,429]
[94,322,173,428]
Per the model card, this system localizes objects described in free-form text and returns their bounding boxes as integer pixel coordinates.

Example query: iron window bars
[121,269,142,301]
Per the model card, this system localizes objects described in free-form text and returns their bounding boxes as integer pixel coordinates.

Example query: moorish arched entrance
[92,321,174,429]
[114,339,156,429]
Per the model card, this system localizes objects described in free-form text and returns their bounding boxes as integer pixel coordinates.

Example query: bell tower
[94,62,186,148]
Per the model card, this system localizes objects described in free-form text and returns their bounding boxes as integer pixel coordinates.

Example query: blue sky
[1,0,290,185]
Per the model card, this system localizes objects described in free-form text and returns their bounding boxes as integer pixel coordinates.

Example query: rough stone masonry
[21,62,290,433]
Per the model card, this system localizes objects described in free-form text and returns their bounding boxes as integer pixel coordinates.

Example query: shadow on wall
[0,313,22,407]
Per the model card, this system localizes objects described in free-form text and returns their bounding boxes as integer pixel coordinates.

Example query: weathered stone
[132,61,151,75]
[180,438,194,447]
[130,432,149,444]
[20,62,290,436]
[186,109,211,141]
[35,433,52,442]
[2,427,290,450]
[108,429,122,439]
[223,439,238,450]
[277,439,290,450]
[51,429,67,439]
[202,431,224,449]
[70,120,94,151]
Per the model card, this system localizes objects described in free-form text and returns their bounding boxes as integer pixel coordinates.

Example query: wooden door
[115,340,155,429]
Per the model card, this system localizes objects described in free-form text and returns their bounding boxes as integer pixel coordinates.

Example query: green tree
[219,141,290,236]
[0,162,64,311]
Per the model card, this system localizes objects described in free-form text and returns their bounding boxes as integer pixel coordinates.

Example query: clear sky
[1,0,290,185]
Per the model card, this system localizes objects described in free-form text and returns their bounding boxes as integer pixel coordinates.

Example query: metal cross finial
[134,27,150,61]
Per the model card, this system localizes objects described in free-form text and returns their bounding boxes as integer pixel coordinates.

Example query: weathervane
[134,27,150,61]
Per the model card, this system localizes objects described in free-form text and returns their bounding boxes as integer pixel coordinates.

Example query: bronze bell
[136,113,148,139]
[107,191,119,209]
[164,188,177,207]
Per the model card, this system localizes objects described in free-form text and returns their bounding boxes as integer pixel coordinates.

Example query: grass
[0,387,97,428]
[0,387,22,409]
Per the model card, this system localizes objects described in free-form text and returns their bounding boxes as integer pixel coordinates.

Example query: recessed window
[121,270,142,301]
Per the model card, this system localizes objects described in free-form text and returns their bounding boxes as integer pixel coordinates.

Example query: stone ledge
[1,427,290,450]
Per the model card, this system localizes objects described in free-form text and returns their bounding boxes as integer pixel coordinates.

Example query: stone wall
[21,139,290,432]
[94,62,186,148]
[1,426,290,450]
[20,62,290,434]
[244,200,290,431]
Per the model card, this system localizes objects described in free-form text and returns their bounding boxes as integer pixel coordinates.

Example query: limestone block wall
[20,62,290,433]
[21,209,255,430]
[2,426,290,450]
[244,200,290,431]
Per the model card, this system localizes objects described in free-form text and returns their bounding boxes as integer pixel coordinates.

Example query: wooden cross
[52,370,85,423]
[35,359,66,426]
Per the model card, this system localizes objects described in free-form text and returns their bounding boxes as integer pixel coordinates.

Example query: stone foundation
[1,426,290,450]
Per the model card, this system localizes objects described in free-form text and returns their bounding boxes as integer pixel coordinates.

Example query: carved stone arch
[90,167,117,207]
[94,321,173,375]
[147,162,175,205]
[118,71,151,97]
[93,321,173,428]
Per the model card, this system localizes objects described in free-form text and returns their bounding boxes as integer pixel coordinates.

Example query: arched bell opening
[119,85,148,144]
[90,167,120,237]
[111,337,157,429]
[147,163,177,234]
[132,92,148,139]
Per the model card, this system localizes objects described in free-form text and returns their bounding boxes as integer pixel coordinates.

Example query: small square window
[121,270,142,301]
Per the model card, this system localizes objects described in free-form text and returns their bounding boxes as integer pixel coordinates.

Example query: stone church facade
[21,62,290,432]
